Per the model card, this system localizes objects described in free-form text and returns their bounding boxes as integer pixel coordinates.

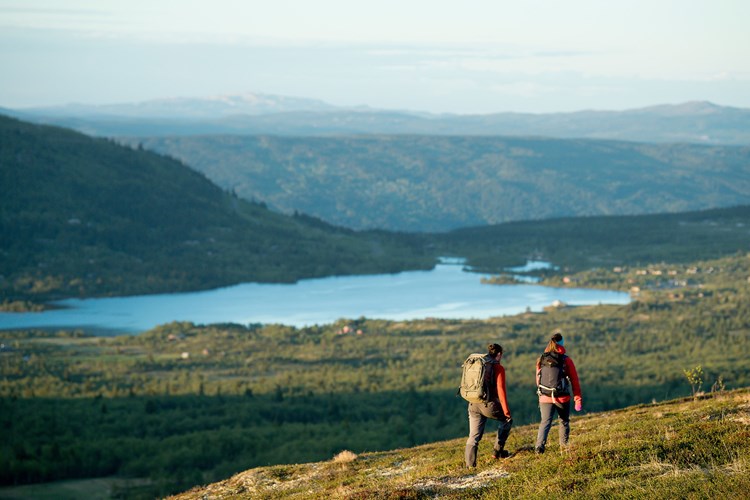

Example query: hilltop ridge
[171,389,750,499]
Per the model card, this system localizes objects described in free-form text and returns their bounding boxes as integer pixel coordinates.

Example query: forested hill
[0,115,431,302]
[437,204,750,273]
[127,134,750,232]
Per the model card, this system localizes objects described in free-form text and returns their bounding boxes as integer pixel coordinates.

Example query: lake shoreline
[0,261,630,335]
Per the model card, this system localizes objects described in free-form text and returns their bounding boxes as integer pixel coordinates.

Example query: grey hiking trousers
[535,400,571,452]
[465,401,512,467]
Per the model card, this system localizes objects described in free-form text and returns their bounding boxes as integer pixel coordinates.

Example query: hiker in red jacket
[465,343,513,467]
[534,330,582,454]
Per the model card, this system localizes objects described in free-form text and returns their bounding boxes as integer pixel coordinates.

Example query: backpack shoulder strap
[484,356,498,388]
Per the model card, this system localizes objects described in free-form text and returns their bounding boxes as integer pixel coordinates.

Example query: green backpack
[458,353,497,403]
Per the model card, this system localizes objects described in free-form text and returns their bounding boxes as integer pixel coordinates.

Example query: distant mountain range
[6,93,750,144]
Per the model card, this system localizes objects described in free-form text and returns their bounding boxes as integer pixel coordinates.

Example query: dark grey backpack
[537,351,569,398]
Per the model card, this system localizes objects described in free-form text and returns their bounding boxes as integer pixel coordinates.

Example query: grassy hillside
[169,389,750,499]
[0,115,431,303]
[128,134,750,231]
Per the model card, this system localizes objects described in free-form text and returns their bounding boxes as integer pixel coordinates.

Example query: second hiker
[534,330,582,454]
[464,343,513,467]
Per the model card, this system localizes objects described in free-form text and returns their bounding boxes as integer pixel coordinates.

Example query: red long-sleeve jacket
[535,344,582,405]
[490,363,512,419]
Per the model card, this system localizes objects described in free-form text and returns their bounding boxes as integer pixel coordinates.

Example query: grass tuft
[333,450,359,464]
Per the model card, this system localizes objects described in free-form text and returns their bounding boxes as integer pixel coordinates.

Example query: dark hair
[544,330,564,353]
[488,343,503,357]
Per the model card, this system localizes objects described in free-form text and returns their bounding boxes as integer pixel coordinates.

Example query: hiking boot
[493,449,510,459]
[534,447,545,455]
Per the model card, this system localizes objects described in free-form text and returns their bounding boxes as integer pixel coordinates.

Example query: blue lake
[0,262,630,335]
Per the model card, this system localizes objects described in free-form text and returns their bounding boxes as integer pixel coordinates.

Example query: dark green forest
[437,204,750,273]
[129,134,750,231]
[2,253,750,498]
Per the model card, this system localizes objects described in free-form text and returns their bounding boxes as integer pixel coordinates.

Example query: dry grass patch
[333,450,358,464]
[412,469,510,492]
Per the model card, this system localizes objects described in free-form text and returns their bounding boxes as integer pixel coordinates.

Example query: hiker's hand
[575,402,582,412]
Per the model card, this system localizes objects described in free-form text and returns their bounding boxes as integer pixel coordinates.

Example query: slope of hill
[128,134,750,232]
[10,98,750,144]
[170,389,750,499]
[0,115,431,302]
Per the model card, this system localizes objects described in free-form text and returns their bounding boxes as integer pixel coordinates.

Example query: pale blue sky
[1,0,748,113]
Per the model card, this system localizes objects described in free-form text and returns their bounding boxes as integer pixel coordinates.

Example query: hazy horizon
[1,0,749,114]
